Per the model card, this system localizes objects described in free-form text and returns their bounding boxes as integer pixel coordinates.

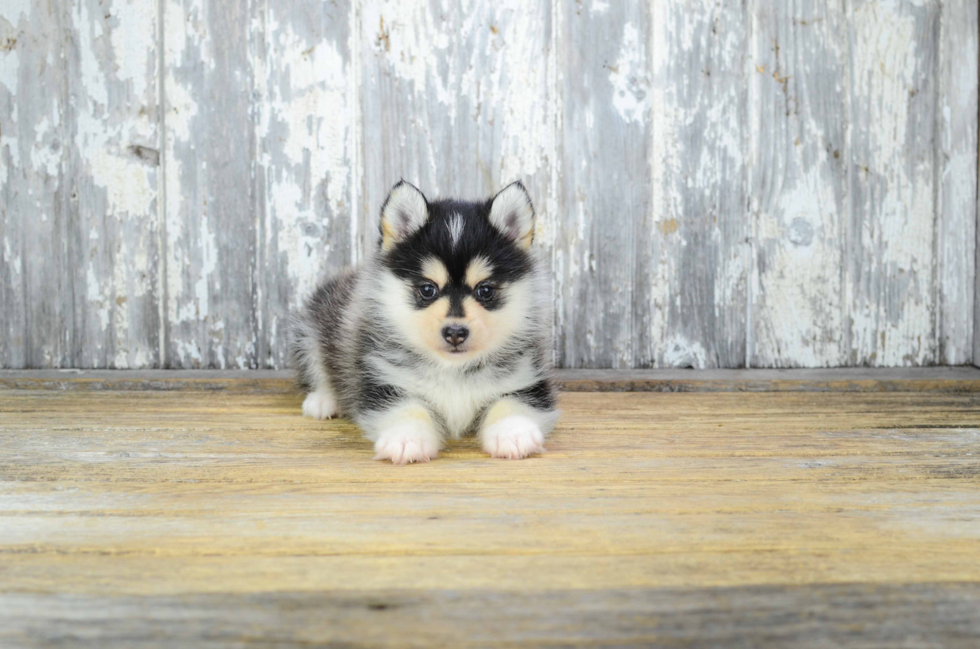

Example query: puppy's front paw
[302,389,339,419]
[373,422,442,465]
[481,415,545,460]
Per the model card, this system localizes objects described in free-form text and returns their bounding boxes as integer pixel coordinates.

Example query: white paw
[481,415,545,460]
[373,422,442,465]
[302,388,339,419]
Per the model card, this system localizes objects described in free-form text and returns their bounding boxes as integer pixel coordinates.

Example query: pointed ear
[488,181,535,249]
[379,181,429,250]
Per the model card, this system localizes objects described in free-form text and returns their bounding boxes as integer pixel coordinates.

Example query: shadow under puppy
[290,181,558,464]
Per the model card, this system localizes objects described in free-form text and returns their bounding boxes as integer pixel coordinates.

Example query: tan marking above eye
[421,257,449,288]
[464,256,494,287]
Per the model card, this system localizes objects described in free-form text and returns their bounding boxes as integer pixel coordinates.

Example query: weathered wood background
[1,0,978,369]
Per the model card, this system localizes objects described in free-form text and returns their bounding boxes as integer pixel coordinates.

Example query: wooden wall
[1,0,977,369]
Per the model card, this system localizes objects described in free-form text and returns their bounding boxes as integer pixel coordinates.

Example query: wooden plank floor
[2,381,980,647]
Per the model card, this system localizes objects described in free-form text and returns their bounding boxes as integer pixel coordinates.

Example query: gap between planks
[0,367,979,393]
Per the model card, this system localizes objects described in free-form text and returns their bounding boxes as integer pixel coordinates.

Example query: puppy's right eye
[417,283,438,300]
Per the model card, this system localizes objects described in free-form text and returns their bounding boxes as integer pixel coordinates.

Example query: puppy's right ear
[379,181,428,250]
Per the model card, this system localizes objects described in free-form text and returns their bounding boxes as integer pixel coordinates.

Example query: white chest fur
[368,354,539,437]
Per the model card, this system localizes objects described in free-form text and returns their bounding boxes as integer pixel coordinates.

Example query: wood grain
[1,386,979,645]
[3,584,980,649]
[253,0,355,369]
[162,0,258,369]
[1,2,72,368]
[556,0,650,368]
[645,0,748,369]
[69,0,163,369]
[2,0,163,370]
[973,0,980,370]
[846,0,940,366]
[748,0,848,367]
[939,0,978,365]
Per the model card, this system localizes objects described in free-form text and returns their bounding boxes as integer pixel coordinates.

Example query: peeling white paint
[79,120,156,216]
[938,0,978,365]
[31,116,61,176]
[163,0,204,140]
[176,340,203,365]
[86,263,110,332]
[258,14,351,307]
[2,235,21,279]
[77,2,109,109]
[65,0,160,368]
[754,173,843,367]
[360,2,455,114]
[194,216,216,321]
[163,80,199,143]
[746,2,847,368]
[487,3,552,185]
[0,0,33,23]
[646,0,750,367]
[663,336,708,369]
[0,130,18,196]
[0,42,19,98]
[610,23,650,125]
[848,0,936,366]
[109,0,156,106]
[163,0,213,367]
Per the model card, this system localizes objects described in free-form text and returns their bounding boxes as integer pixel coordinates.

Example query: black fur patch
[510,380,556,411]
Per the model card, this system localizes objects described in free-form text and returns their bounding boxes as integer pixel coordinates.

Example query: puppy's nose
[442,324,469,346]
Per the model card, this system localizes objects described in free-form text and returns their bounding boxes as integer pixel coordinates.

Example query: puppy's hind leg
[302,380,340,420]
[291,314,341,420]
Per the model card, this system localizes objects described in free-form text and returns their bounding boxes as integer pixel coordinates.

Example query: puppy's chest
[371,356,537,436]
[416,373,502,435]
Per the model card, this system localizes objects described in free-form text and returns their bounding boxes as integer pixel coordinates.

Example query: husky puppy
[290,181,558,464]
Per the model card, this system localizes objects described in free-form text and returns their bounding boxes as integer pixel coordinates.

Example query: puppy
[290,181,558,464]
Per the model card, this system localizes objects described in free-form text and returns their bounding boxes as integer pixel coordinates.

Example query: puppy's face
[377,181,537,365]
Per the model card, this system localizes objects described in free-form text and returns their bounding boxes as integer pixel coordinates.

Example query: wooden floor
[2,374,980,647]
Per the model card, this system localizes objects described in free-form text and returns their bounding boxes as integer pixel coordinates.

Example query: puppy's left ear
[379,181,429,250]
[489,181,535,249]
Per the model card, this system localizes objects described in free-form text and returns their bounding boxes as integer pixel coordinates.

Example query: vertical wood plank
[641,0,748,368]
[938,0,977,365]
[748,0,848,367]
[66,0,162,368]
[556,0,649,368]
[162,0,257,368]
[356,0,554,272]
[0,2,71,368]
[252,0,354,368]
[845,0,940,366]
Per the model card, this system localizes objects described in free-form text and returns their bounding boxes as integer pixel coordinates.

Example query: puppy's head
[375,180,537,365]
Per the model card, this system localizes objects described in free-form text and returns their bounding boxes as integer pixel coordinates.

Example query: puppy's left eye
[475,283,496,301]
[417,283,438,300]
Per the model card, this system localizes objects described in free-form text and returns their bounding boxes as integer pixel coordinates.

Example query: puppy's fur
[290,181,558,464]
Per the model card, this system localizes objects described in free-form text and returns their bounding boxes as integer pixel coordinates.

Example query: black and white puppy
[290,181,558,464]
